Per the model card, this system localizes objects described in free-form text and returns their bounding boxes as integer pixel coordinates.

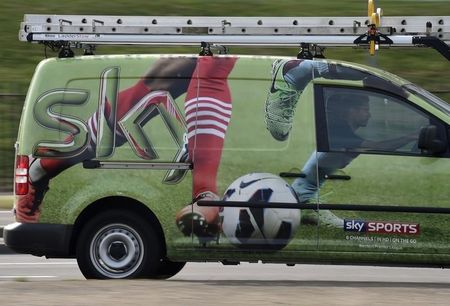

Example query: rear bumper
[3,222,73,257]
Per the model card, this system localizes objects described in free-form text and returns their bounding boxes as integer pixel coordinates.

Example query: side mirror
[418,125,447,155]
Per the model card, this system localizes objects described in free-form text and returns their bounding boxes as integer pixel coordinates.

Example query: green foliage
[0,195,13,209]
[1,0,449,93]
[0,0,449,192]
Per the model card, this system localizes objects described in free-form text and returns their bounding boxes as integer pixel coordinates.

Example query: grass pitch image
[4,54,450,279]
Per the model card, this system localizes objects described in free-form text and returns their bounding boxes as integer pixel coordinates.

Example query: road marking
[0,276,56,279]
[0,262,77,265]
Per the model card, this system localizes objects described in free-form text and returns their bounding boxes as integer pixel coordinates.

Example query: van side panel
[10,55,450,267]
[16,55,195,252]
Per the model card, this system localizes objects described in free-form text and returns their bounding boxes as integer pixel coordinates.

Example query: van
[4,52,450,279]
[5,10,450,278]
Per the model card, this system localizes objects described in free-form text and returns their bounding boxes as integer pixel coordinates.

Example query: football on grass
[220,173,301,250]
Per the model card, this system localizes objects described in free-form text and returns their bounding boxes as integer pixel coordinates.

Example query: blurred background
[0,0,449,193]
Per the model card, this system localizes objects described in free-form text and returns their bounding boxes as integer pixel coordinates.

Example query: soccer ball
[220,173,301,250]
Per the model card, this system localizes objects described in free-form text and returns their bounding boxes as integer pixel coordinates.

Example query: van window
[403,83,450,116]
[322,87,432,155]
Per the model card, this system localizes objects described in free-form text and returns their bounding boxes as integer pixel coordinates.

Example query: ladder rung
[21,24,396,36]
[21,14,450,28]
[19,14,450,46]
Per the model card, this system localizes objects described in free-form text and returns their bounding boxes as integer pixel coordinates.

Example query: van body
[4,54,450,279]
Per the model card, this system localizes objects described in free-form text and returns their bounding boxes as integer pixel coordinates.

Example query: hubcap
[109,241,127,261]
[90,223,144,278]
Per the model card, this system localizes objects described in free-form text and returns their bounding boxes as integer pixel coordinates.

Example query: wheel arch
[69,196,166,257]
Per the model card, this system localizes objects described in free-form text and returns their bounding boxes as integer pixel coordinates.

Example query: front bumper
[3,222,73,257]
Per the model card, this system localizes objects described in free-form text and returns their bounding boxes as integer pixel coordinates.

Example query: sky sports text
[344,219,420,236]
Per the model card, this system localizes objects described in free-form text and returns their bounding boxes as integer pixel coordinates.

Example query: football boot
[264,59,301,141]
[175,191,221,240]
[301,209,344,228]
[16,180,48,223]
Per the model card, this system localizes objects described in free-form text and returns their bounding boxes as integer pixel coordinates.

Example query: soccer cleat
[265,59,301,141]
[175,191,221,240]
[15,181,48,223]
[301,209,344,228]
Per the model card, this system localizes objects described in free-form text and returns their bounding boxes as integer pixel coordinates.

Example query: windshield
[403,84,450,116]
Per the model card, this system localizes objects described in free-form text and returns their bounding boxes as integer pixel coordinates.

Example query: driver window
[323,87,430,155]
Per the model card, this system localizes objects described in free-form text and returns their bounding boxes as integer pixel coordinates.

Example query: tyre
[153,260,186,279]
[76,210,163,279]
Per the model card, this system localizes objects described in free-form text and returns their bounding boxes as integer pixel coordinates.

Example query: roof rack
[18,2,450,60]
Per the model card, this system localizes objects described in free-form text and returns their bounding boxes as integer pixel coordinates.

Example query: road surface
[0,210,13,229]
[1,210,450,305]
[0,254,450,305]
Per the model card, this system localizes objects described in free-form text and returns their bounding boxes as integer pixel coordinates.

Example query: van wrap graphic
[33,89,90,158]
[96,67,119,159]
[344,219,420,236]
[15,55,449,262]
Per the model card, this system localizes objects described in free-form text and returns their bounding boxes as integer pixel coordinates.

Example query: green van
[4,53,450,279]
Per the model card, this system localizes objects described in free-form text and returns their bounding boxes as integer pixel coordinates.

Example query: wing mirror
[418,125,447,155]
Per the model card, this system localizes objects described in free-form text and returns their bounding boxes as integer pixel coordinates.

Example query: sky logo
[344,219,420,236]
[344,220,366,232]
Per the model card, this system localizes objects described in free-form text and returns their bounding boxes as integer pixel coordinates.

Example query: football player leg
[265,59,331,141]
[292,151,350,228]
[22,130,98,222]
[175,56,237,239]
[20,58,198,222]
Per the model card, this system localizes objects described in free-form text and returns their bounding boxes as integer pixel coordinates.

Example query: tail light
[15,155,29,195]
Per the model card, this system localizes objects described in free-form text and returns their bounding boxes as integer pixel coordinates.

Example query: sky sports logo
[344,219,420,236]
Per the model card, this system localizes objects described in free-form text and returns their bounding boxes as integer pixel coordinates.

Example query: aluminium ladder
[18,13,450,59]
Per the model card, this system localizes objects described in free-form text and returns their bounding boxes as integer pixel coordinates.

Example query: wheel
[76,210,163,279]
[152,260,186,279]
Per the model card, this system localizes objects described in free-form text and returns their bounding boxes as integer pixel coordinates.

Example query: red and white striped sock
[185,56,237,197]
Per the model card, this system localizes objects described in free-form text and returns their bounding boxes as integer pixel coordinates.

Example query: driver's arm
[360,132,418,151]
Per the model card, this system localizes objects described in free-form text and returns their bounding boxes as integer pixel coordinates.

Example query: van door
[84,56,197,249]
[314,84,450,260]
[22,55,195,248]
[192,57,319,261]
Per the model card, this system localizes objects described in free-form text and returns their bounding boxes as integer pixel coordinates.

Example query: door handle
[279,172,306,178]
[324,174,351,180]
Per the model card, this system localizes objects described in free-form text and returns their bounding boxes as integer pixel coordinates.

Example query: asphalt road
[0,210,14,253]
[1,210,450,304]
[0,210,13,229]
[1,255,450,305]
[2,254,450,283]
